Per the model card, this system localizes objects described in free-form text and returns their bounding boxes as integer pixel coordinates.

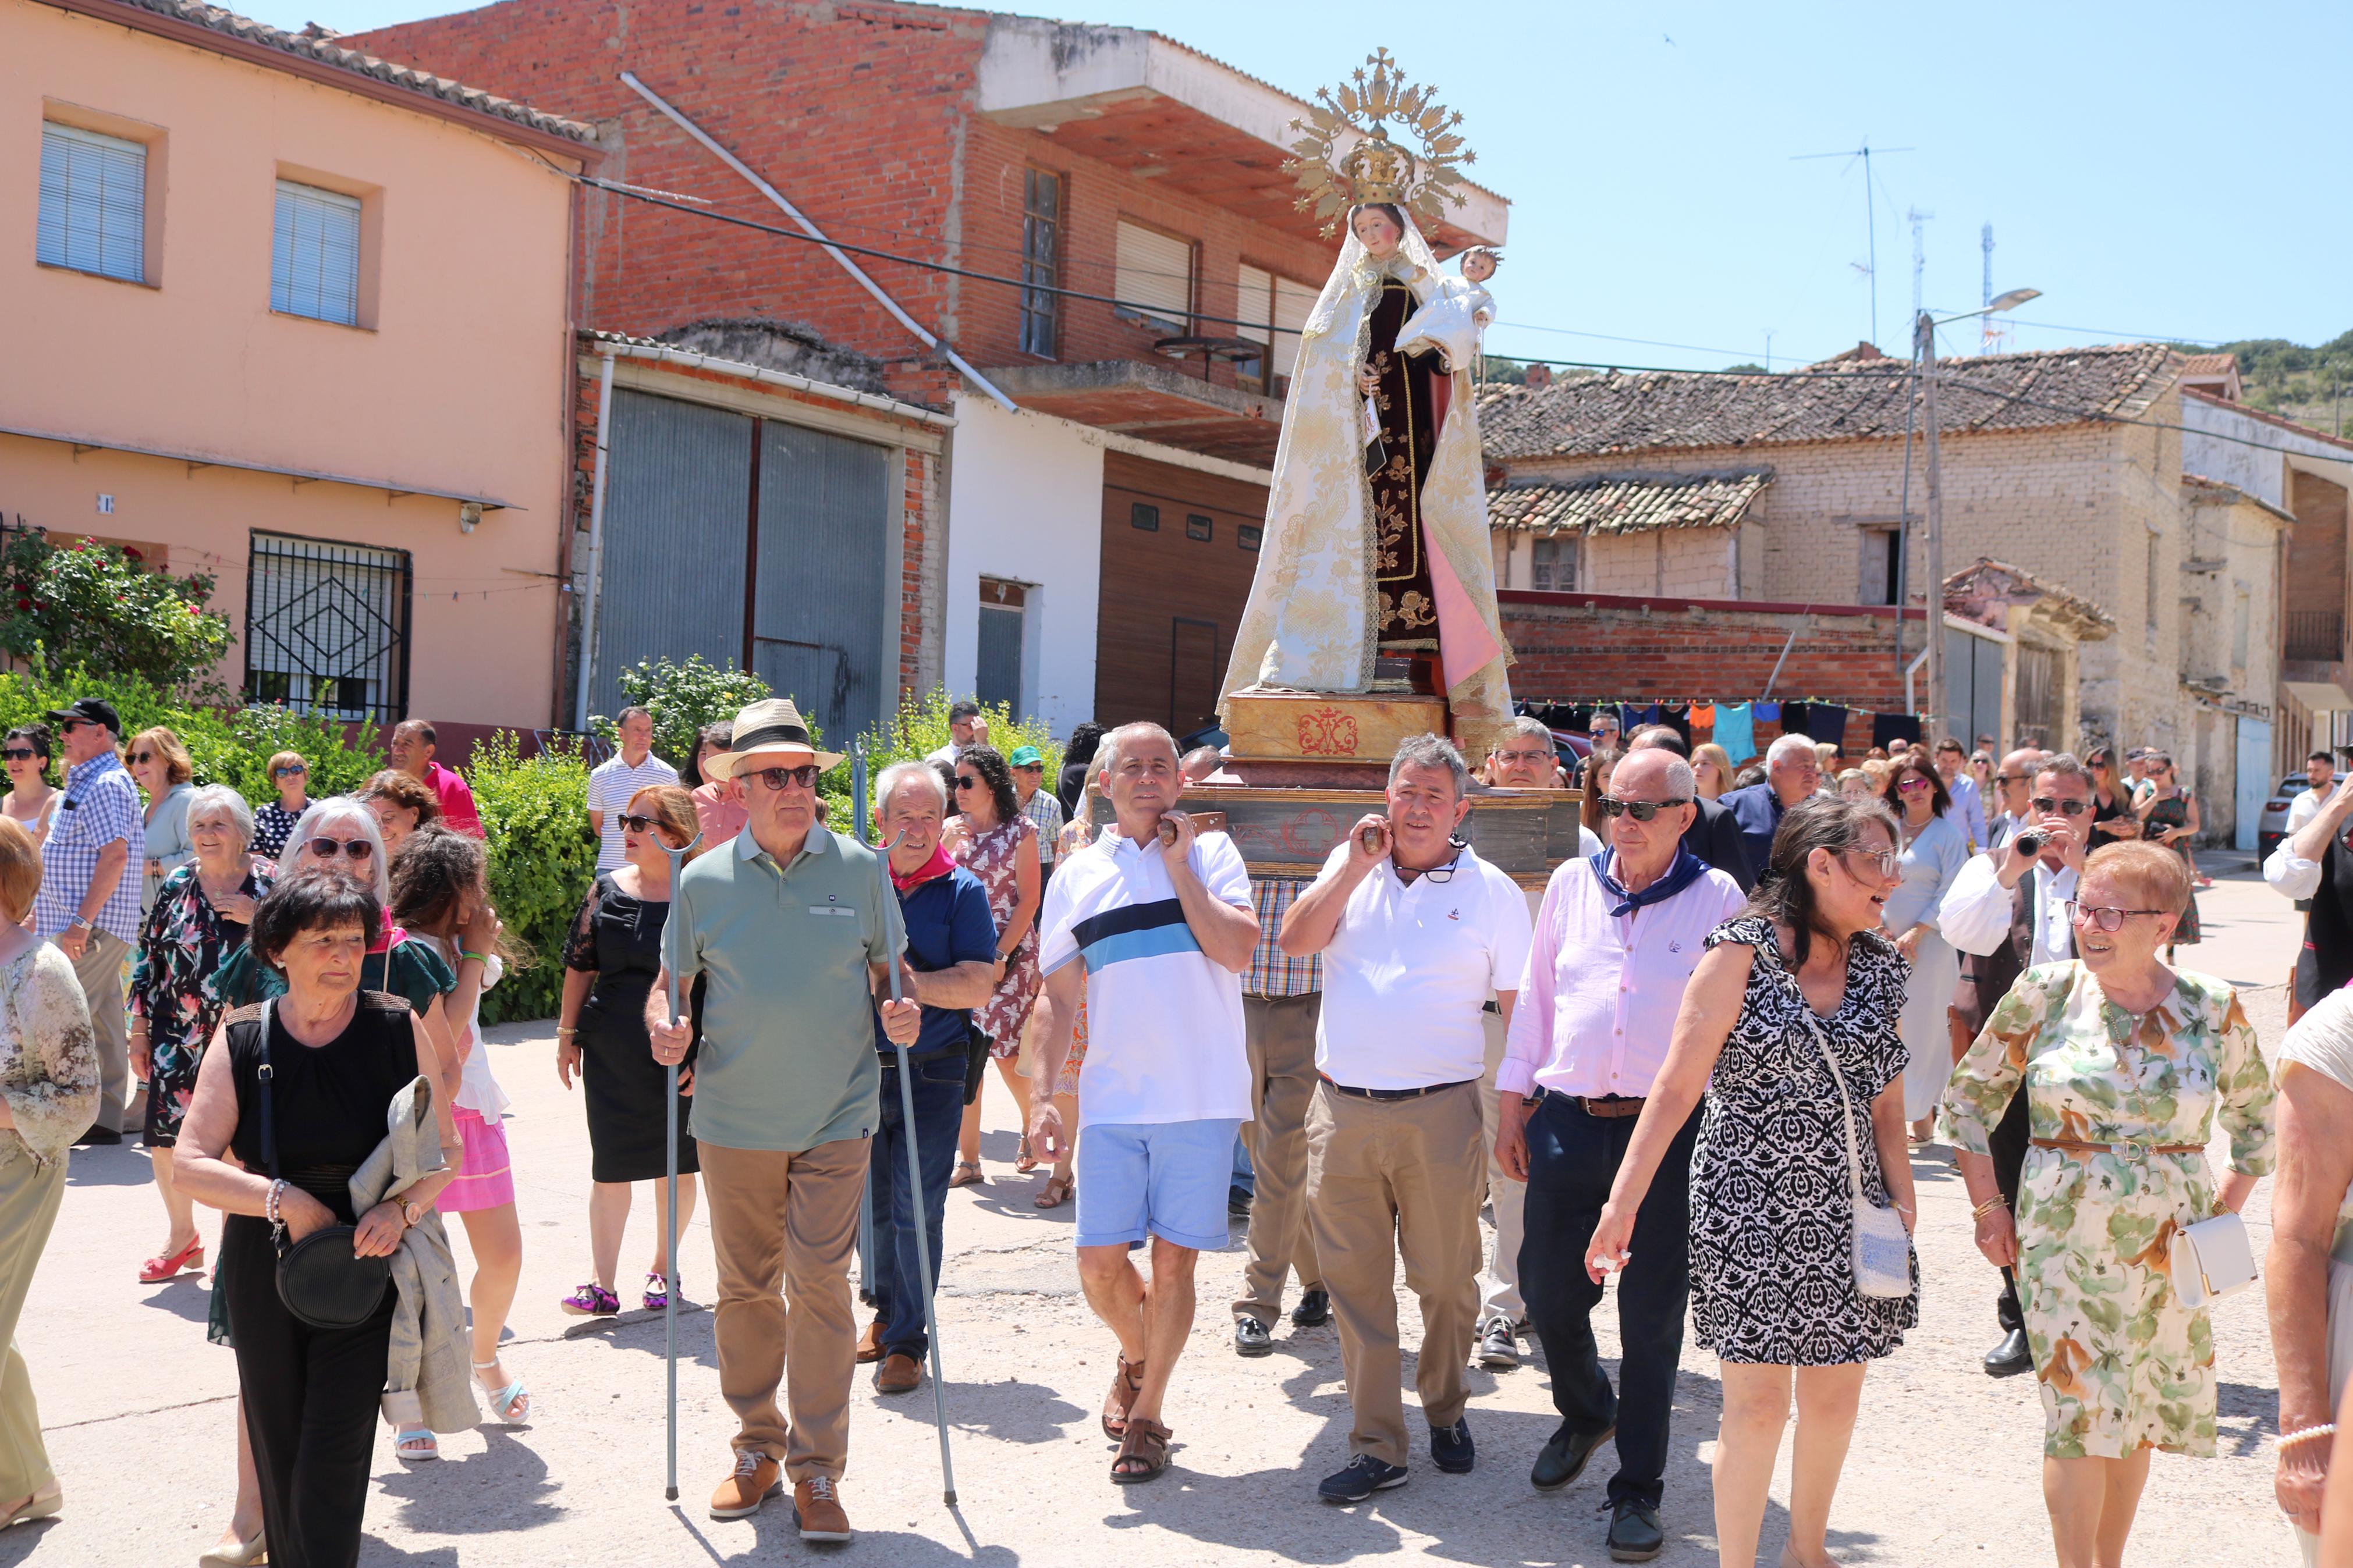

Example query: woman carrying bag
[175,875,462,1568]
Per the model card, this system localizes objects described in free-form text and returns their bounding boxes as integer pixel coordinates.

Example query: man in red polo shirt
[388,720,482,836]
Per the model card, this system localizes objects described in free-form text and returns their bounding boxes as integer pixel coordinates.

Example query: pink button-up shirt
[423,759,482,837]
[1499,855,1747,1100]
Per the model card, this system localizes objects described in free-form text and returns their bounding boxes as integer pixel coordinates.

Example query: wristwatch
[400,1199,427,1228]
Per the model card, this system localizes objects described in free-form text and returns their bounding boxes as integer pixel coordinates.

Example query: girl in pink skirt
[391,826,531,1447]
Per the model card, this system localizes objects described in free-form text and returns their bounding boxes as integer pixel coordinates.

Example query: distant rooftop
[1488,471,1772,536]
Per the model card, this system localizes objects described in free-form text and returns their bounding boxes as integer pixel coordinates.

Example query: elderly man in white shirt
[1278,734,1532,1504]
[1939,752,2095,1378]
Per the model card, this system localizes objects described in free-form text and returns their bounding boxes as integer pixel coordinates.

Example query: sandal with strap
[947,1160,984,1189]
[1110,1417,1172,1483]
[395,1428,439,1462]
[138,1234,204,1284]
[1101,1354,1144,1440]
[473,1360,531,1424]
[1033,1174,1073,1210]
[1014,1135,1039,1175]
[560,1282,619,1316]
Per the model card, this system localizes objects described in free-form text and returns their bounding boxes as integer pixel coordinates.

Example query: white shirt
[587,751,680,870]
[2285,781,2334,837]
[1038,830,1253,1128]
[424,933,509,1123]
[2267,835,2328,901]
[924,742,961,765]
[1312,842,1532,1090]
[1939,851,2077,965]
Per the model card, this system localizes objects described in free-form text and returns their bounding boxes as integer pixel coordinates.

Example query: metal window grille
[37,123,145,283]
[244,531,411,722]
[272,180,362,326]
[1019,169,1060,357]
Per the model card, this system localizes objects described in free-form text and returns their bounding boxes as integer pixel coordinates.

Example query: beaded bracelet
[1971,1196,2010,1220]
[2278,1423,2338,1452]
[265,1178,286,1227]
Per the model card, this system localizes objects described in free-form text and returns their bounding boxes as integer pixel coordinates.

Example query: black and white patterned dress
[1688,914,1919,1364]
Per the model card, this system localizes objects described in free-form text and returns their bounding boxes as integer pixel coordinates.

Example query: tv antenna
[1908,207,1933,319]
[1794,140,1913,349]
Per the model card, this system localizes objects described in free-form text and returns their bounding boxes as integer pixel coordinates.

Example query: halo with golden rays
[1283,49,1474,239]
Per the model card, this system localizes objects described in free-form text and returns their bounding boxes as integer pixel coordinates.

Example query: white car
[2259,772,2322,862]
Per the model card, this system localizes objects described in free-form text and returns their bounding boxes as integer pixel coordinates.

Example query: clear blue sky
[253,0,2352,372]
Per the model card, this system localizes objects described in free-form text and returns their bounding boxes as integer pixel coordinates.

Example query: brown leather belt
[1319,1075,1479,1102]
[2031,1136,2201,1161]
[1536,1089,1645,1118]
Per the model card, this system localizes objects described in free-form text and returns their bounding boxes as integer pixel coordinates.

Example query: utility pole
[1918,308,1946,741]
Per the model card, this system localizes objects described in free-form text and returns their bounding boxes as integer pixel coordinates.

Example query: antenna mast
[1794,140,1914,350]
[1979,224,2009,354]
[1909,207,1933,320]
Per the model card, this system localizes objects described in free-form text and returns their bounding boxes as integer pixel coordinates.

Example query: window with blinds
[1113,219,1191,333]
[37,123,147,283]
[272,179,363,326]
[1234,262,1317,394]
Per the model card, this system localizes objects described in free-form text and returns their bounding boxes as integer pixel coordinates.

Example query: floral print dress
[952,815,1041,1057]
[129,860,272,1143]
[1938,962,2275,1459]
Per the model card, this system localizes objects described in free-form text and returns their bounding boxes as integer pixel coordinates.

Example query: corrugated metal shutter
[1115,220,1191,332]
[37,123,145,282]
[751,421,892,740]
[590,390,753,717]
[272,180,363,325]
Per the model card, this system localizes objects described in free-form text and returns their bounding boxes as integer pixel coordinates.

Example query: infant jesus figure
[1392,245,1499,373]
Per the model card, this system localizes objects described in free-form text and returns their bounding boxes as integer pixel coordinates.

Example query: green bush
[590,655,773,772]
[466,730,597,1025]
[0,536,234,698]
[822,691,1064,838]
[0,666,381,799]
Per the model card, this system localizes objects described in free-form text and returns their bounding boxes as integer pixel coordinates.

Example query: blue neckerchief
[1590,845,1709,918]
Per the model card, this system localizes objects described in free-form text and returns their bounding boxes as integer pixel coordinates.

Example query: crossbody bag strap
[1797,1003,1869,1210]
[256,997,279,1181]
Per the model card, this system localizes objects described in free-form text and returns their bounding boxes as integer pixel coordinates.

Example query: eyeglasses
[304,837,375,860]
[2064,901,2170,933]
[1597,796,1690,822]
[1896,776,1933,792]
[747,765,821,792]
[616,813,659,834]
[130,751,154,765]
[953,775,983,791]
[1992,774,2024,785]
[0,748,35,762]
[274,764,307,778]
[2029,797,2092,816]
[1841,847,1901,880]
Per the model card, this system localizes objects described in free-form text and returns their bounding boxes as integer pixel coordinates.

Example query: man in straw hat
[648,698,921,1544]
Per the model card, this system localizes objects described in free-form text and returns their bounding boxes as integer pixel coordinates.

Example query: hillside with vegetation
[2181,330,2353,438]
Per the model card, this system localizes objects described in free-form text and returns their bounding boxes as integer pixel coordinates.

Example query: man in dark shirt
[865,760,998,1396]
[1718,733,1822,876]
[1624,726,1755,890]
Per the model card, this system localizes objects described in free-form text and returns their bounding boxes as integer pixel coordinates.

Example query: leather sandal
[1110,1417,1172,1482]
[138,1234,204,1283]
[1033,1174,1073,1210]
[947,1160,983,1189]
[1014,1136,1039,1174]
[1101,1354,1144,1439]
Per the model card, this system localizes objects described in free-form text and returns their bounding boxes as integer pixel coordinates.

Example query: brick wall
[1499,590,1918,760]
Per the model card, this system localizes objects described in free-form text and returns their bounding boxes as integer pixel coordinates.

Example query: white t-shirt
[587,752,680,870]
[424,933,508,1124]
[1037,829,1252,1128]
[1313,842,1532,1090]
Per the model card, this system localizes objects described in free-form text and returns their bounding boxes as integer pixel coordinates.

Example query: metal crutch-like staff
[657,826,702,1503]
[854,744,959,1506]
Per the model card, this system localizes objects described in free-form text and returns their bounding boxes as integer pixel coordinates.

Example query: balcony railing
[2286,610,2345,663]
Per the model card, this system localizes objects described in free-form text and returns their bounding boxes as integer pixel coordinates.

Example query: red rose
[12,599,27,611]
[123,547,143,561]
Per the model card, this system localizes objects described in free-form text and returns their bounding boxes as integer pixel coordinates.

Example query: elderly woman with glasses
[1880,756,1972,1140]
[251,752,312,861]
[942,744,1040,1186]
[127,784,271,1285]
[1940,840,2275,1568]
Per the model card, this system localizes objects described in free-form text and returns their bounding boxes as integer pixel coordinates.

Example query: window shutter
[272,180,363,326]
[1272,275,1318,375]
[37,123,146,283]
[1113,220,1191,332]
[1234,264,1271,346]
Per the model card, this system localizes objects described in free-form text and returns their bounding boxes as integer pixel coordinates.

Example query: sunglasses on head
[1598,795,1689,822]
[1,748,36,762]
[305,836,375,860]
[748,764,821,792]
[2030,797,2092,816]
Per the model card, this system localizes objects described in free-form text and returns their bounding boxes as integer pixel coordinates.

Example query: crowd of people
[1,691,2351,1567]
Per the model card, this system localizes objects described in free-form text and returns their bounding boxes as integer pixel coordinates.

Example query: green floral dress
[1937,962,2275,1459]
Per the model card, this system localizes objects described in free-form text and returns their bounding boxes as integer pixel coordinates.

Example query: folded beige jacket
[353,1074,480,1434]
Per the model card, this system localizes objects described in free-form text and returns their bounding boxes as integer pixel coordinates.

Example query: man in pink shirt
[389,720,483,837]
[1493,746,1746,1563]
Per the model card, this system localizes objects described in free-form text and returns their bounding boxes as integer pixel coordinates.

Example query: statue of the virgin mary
[1220,55,1513,753]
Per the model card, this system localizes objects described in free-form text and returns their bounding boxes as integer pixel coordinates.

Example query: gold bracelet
[555,1026,577,1037]
[1971,1197,2009,1220]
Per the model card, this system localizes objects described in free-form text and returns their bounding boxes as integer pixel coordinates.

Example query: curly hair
[388,824,528,964]
[954,744,1022,828]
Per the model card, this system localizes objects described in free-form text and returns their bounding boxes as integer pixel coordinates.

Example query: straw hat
[702,698,843,778]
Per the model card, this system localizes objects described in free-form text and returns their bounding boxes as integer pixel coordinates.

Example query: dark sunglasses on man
[1597,795,1690,822]
[746,764,821,792]
[2029,796,2091,817]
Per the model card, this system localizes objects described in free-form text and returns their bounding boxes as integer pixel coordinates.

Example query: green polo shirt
[671,824,904,1153]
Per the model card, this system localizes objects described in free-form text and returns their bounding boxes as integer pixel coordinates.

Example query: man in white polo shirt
[1027,721,1258,1485]
[587,705,679,871]
[1279,734,1532,1503]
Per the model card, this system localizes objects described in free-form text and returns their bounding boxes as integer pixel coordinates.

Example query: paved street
[2,861,2315,1567]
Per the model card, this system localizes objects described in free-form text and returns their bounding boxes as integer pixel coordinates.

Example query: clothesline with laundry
[1513,698,1932,762]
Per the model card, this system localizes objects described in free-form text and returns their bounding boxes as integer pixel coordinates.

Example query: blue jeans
[1519,1093,1701,1512]
[866,1049,967,1361]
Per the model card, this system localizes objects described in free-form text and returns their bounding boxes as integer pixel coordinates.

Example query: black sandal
[1101,1354,1144,1439]
[1110,1417,1171,1482]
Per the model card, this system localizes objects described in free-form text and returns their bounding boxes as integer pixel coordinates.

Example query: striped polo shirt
[1037,828,1252,1129]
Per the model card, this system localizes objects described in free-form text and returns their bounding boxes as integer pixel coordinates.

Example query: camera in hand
[2013,829,2046,857]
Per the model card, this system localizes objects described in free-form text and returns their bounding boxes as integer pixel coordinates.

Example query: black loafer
[1234,1315,1274,1357]
[1607,1499,1664,1562]
[1290,1288,1330,1328]
[1317,1453,1407,1503]
[1429,1417,1474,1474]
[1983,1327,2033,1377]
[1530,1422,1613,1492]
[73,1126,121,1147]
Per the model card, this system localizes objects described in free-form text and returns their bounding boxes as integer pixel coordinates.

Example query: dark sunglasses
[57,719,93,734]
[2029,797,2092,816]
[130,751,155,765]
[1,748,36,762]
[1598,795,1689,822]
[304,837,375,859]
[616,812,661,834]
[2064,901,2169,933]
[273,763,307,777]
[953,775,984,791]
[748,764,821,792]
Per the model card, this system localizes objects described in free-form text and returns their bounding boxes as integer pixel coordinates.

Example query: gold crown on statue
[1284,49,1474,238]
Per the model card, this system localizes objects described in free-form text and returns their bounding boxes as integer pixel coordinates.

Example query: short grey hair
[2035,752,2092,789]
[875,759,946,813]
[1767,733,1819,767]
[1098,721,1178,780]
[1493,716,1553,752]
[1389,733,1470,797]
[185,784,254,848]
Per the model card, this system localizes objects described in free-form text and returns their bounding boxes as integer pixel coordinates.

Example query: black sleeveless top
[224,992,420,1225]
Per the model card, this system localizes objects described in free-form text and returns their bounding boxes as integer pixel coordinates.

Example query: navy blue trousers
[865,1049,967,1361]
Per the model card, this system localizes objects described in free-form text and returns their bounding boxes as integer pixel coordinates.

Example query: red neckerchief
[889,845,956,894]
[370,922,407,955]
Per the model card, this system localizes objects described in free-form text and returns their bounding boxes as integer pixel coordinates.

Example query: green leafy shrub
[466,730,597,1025]
[590,655,773,771]
[823,692,1063,836]
[0,666,381,799]
[0,535,234,697]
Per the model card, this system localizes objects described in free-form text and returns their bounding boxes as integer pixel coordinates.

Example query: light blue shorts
[1073,1118,1243,1253]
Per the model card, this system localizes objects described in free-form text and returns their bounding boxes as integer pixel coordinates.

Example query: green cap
[1008,744,1044,768]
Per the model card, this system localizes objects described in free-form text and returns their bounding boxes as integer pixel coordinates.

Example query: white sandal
[473,1359,531,1424]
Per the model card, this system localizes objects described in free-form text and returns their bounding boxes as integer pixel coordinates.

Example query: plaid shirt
[36,751,146,943]
[1021,787,1067,865]
[1244,877,1321,997]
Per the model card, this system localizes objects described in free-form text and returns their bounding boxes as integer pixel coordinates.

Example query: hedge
[467,731,596,1024]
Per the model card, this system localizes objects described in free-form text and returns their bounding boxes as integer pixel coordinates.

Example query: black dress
[564,873,699,1183]
[217,993,416,1568]
[1687,916,1919,1365]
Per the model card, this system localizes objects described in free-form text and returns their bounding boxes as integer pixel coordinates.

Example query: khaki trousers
[1305,1078,1485,1467]
[0,1143,65,1502]
[65,930,130,1134]
[701,1136,869,1482]
[1233,993,1323,1321]
[1477,1007,1525,1322]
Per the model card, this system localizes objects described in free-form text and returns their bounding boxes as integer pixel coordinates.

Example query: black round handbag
[257,1001,391,1330]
